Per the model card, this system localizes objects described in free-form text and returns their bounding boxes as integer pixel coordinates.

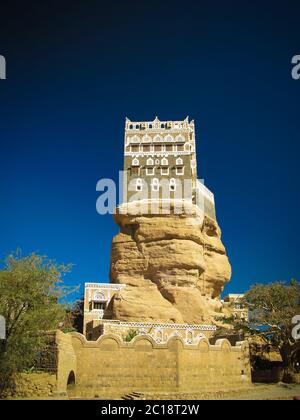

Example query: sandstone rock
[107,202,231,324]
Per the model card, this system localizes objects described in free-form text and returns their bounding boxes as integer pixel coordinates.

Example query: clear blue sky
[0,0,299,301]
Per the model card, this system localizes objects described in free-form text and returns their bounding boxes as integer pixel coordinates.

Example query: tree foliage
[217,280,300,379]
[0,251,77,395]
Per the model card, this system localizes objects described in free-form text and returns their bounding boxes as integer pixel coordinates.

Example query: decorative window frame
[184,142,191,151]
[136,178,143,191]
[146,167,155,176]
[147,157,154,166]
[175,134,185,142]
[176,157,183,165]
[176,166,185,175]
[152,178,159,192]
[169,178,176,191]
[153,134,163,142]
[131,135,141,143]
[161,157,168,166]
[161,167,169,176]
[164,134,174,142]
[132,158,140,166]
[142,134,152,143]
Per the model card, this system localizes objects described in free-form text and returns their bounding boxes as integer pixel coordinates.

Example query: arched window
[161,157,168,166]
[93,292,105,301]
[184,142,191,151]
[169,178,176,191]
[131,135,140,143]
[152,178,159,192]
[147,157,154,166]
[142,134,151,143]
[153,134,163,142]
[164,134,173,142]
[136,178,143,191]
[132,158,140,166]
[175,134,185,142]
[176,157,183,165]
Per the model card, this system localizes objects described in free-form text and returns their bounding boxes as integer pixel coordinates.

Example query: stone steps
[122,392,144,400]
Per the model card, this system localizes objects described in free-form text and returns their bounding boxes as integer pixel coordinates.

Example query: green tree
[0,251,77,396]
[217,280,300,380]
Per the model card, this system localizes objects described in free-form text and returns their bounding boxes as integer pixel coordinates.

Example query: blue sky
[0,0,299,300]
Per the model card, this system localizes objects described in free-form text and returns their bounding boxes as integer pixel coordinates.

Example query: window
[136,178,143,191]
[184,143,191,151]
[143,145,150,152]
[177,144,184,151]
[176,157,183,165]
[164,134,173,142]
[93,302,106,310]
[142,134,151,142]
[131,167,139,175]
[175,134,185,142]
[94,292,105,301]
[170,178,176,191]
[161,157,168,166]
[166,145,173,152]
[147,157,154,166]
[131,145,139,152]
[152,178,159,192]
[161,167,169,175]
[146,167,155,176]
[132,158,139,166]
[176,166,184,175]
[131,135,140,143]
[154,145,162,152]
[153,134,163,142]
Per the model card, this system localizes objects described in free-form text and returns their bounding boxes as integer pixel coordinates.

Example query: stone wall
[55,330,77,395]
[56,331,251,398]
[90,319,215,343]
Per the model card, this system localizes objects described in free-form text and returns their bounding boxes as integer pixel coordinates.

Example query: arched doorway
[67,371,76,398]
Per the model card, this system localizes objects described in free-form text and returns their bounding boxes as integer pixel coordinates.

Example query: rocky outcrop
[106,201,231,324]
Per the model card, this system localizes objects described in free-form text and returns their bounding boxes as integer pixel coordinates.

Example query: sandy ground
[86,383,300,401]
[7,383,300,400]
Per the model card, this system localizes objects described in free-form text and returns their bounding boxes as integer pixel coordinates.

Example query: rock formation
[106,201,231,324]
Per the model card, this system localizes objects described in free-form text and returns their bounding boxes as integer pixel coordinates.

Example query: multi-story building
[123,116,216,219]
[223,294,249,321]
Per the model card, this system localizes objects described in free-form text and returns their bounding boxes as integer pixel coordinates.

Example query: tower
[123,116,216,219]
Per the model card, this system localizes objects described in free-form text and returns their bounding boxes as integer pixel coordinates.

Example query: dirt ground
[85,383,300,401]
[7,383,300,400]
